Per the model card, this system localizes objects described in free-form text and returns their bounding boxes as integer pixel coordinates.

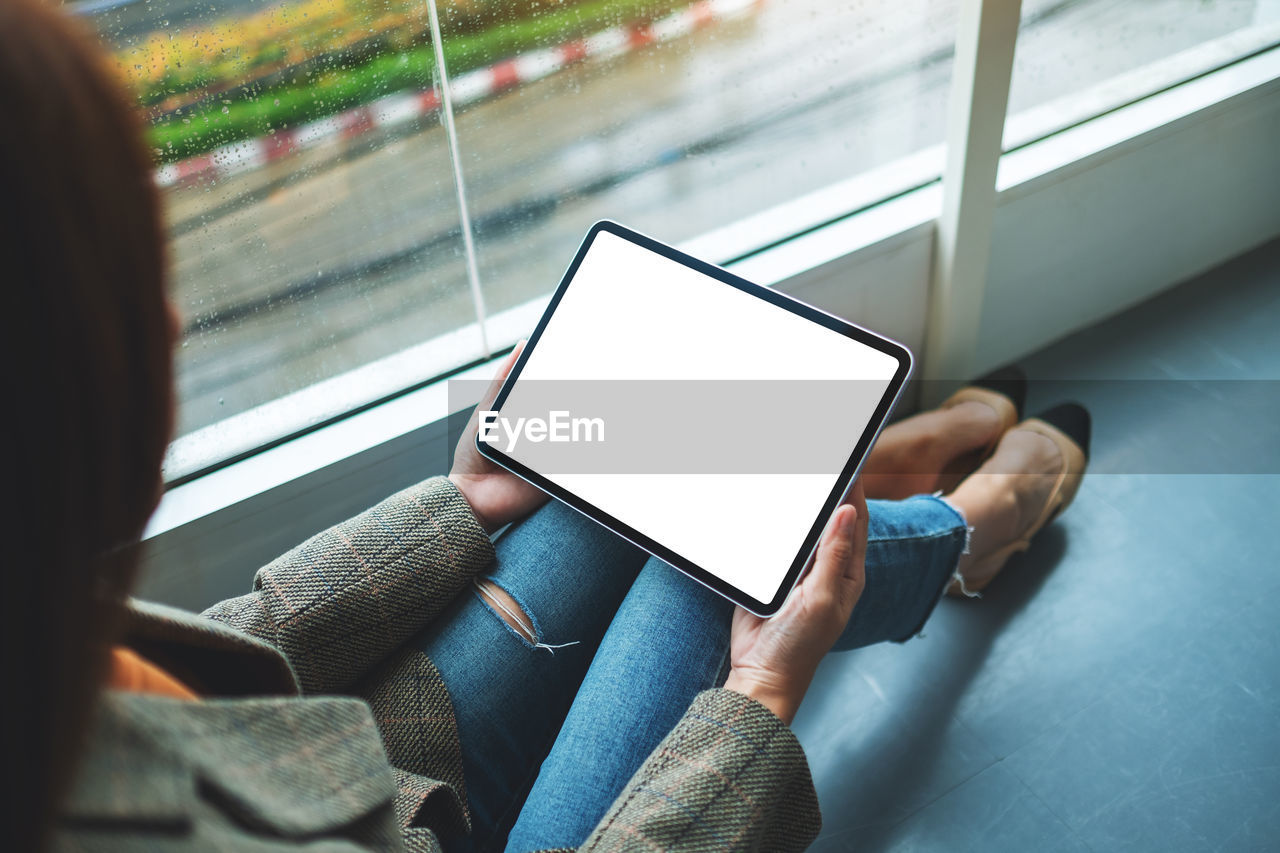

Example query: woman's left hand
[449,341,550,533]
[723,481,868,724]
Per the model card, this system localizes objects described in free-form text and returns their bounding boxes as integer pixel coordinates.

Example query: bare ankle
[949,476,1019,574]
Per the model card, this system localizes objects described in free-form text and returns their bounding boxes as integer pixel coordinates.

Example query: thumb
[809,504,861,604]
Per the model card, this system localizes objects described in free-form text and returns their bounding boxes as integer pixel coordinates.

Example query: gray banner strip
[448,378,1280,475]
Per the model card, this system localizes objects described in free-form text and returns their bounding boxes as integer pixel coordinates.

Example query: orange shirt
[107,646,197,700]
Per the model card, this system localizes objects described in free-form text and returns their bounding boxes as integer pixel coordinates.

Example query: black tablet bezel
[475,220,913,616]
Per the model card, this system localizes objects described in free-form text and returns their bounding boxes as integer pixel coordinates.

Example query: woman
[1,2,1089,850]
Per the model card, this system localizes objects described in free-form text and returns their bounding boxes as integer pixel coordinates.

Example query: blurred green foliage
[145,0,687,163]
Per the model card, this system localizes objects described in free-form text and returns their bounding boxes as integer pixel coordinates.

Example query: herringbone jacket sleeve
[201,476,496,694]
[577,689,822,852]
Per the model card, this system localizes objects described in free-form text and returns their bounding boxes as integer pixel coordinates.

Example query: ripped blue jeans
[414,494,966,852]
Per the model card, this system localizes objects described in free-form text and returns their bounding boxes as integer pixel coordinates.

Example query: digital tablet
[476,221,912,616]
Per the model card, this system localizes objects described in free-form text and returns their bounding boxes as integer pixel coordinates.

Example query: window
[1004,0,1280,149]
[79,0,961,477]
[130,0,1280,588]
[438,0,963,320]
[83,0,474,467]
[79,0,1280,480]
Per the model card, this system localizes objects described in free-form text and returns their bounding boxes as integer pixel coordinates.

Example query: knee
[474,579,538,644]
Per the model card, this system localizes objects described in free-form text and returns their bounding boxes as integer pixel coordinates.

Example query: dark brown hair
[0,0,174,847]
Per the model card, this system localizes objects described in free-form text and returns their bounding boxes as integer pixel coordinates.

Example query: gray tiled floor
[796,239,1280,852]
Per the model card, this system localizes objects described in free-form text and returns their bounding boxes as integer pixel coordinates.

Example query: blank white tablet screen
[494,230,900,606]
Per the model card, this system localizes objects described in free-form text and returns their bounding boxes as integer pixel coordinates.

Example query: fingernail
[839,506,857,538]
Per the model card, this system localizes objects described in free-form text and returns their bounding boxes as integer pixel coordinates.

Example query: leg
[505,557,734,852]
[866,398,1088,594]
[506,494,968,850]
[947,416,1081,592]
[414,499,650,852]
[862,401,1004,500]
[832,495,967,650]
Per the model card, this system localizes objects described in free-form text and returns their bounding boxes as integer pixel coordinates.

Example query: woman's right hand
[448,341,551,534]
[723,482,868,724]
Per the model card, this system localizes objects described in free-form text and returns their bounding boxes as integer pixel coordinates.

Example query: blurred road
[80,0,1271,436]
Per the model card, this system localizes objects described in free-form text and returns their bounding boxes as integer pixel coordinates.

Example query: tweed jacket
[56,476,821,851]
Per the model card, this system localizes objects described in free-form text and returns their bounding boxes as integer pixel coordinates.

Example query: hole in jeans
[471,579,582,654]
[474,579,538,644]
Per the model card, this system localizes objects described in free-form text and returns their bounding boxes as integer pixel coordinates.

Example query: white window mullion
[922,0,1022,394]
